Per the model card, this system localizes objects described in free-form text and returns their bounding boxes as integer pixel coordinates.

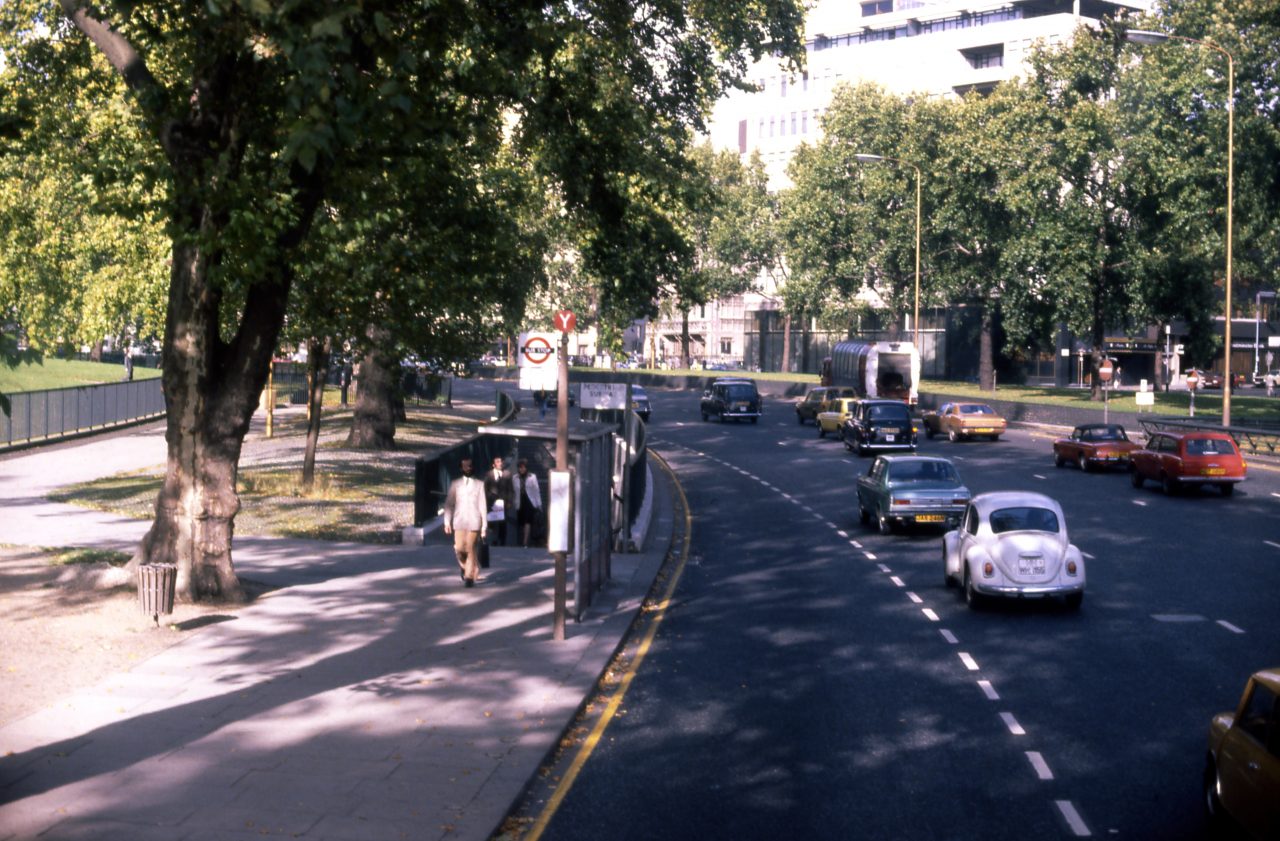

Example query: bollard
[137,563,177,627]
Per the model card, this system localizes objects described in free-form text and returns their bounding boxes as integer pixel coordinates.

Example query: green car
[856,454,970,536]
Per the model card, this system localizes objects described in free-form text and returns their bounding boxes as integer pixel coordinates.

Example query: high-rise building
[651,0,1151,369]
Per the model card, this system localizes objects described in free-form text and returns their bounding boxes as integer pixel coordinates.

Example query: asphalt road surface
[522,384,1280,841]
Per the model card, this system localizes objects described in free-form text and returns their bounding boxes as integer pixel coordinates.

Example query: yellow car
[817,398,859,439]
[922,402,1008,442]
[1205,667,1280,839]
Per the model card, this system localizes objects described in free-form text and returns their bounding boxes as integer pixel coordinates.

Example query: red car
[1130,430,1247,495]
[1053,423,1140,472]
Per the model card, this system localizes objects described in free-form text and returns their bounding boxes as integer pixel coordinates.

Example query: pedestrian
[513,458,543,548]
[1267,371,1275,397]
[534,388,548,419]
[442,457,487,587]
[483,455,514,546]
[122,350,134,382]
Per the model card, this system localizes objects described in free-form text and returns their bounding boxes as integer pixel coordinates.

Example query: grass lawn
[0,358,161,393]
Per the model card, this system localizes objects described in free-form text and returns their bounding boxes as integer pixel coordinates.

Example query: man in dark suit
[483,456,514,545]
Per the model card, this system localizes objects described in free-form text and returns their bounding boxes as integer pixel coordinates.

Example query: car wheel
[1161,472,1179,496]
[1220,482,1234,496]
[817,424,826,438]
[844,437,855,453]
[719,411,727,424]
[943,545,955,588]
[701,411,708,422]
[1077,453,1089,472]
[1054,451,1066,468]
[877,507,892,536]
[989,435,1000,442]
[948,428,959,443]
[797,413,804,425]
[925,427,935,440]
[1131,469,1144,489]
[750,417,757,424]
[859,502,870,525]
[964,568,984,610]
[1203,760,1226,825]
[1063,592,1083,610]
[838,425,846,441]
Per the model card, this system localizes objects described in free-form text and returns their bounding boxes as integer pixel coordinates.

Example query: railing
[1,378,166,451]
[1136,416,1280,457]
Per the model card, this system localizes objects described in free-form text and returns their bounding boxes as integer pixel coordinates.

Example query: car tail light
[1066,560,1078,576]
[892,498,910,506]
[952,498,969,505]
[982,562,994,577]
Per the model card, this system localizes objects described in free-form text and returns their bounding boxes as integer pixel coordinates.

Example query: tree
[1,0,805,602]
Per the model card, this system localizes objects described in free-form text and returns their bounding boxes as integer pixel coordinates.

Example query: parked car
[795,386,857,425]
[700,378,762,423]
[543,385,577,408]
[856,455,970,535]
[1130,430,1247,495]
[842,399,917,455]
[631,385,651,422]
[921,402,1007,442]
[1204,667,1280,839]
[943,491,1085,610]
[1053,423,1141,471]
[816,397,859,439]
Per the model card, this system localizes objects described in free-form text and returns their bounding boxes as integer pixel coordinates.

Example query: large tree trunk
[135,241,293,604]
[780,313,792,374]
[347,336,397,449]
[979,305,995,392]
[680,308,691,369]
[302,337,331,491]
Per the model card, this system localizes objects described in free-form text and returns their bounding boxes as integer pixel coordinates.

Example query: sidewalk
[0,414,675,840]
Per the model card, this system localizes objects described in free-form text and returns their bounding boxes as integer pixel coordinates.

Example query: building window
[769,116,775,137]
[803,71,809,91]
[861,0,892,16]
[720,339,733,355]
[962,45,1004,69]
[780,76,787,98]
[738,120,747,154]
[790,112,797,134]
[801,111,808,134]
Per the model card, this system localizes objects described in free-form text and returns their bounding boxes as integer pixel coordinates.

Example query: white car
[943,491,1085,610]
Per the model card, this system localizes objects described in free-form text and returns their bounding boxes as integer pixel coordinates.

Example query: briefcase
[477,538,490,569]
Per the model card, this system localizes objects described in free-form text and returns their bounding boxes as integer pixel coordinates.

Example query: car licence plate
[884,434,895,442]
[1017,557,1046,575]
[1202,468,1226,476]
[972,427,994,434]
[916,514,945,523]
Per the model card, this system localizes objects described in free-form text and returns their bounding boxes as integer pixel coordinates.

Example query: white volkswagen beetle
[943,491,1085,610]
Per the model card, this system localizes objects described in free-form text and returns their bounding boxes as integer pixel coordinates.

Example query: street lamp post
[1254,291,1276,380]
[854,153,922,351]
[1124,28,1235,426]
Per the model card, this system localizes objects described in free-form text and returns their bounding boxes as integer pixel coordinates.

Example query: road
[525,384,1280,840]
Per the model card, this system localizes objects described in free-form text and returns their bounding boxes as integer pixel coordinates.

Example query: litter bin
[137,563,177,627]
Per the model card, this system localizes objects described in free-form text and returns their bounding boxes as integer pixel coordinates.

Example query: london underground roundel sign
[522,335,554,365]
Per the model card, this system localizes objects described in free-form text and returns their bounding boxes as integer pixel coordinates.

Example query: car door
[947,503,979,582]
[857,457,885,509]
[1217,680,1280,837]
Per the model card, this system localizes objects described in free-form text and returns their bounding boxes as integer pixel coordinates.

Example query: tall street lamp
[854,153,922,351]
[1255,290,1276,380]
[1124,28,1235,426]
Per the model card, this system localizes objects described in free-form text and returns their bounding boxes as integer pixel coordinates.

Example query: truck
[822,341,920,406]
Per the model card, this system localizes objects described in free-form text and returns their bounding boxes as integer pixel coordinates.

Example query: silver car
[943,491,1085,610]
[856,455,970,535]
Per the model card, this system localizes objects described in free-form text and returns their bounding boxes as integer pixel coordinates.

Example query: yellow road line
[524,451,692,841]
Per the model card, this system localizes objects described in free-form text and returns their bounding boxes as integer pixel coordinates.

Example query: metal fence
[1,378,166,450]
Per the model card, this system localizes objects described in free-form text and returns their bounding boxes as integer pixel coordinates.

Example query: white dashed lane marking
[1133,499,1148,507]
[939,629,959,645]
[877,564,891,573]
[1027,751,1054,780]
[1266,540,1280,550]
[906,592,923,604]
[1000,712,1026,736]
[864,552,877,561]
[890,576,905,587]
[1217,620,1245,634]
[1056,800,1092,837]
[958,652,980,671]
[1033,474,1048,480]
[978,680,1000,701]
[921,608,940,622]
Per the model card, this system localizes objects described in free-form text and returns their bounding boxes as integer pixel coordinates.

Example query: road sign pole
[553,329,570,642]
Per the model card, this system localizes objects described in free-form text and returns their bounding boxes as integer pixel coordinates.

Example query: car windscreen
[887,462,958,483]
[1185,438,1236,456]
[868,404,909,421]
[989,507,1060,534]
[724,385,756,400]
